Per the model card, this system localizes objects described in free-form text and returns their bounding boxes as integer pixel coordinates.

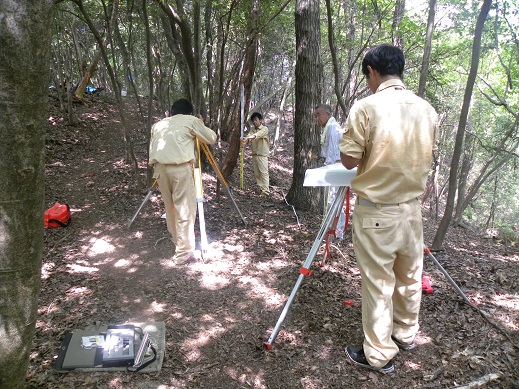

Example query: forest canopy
[50,0,518,234]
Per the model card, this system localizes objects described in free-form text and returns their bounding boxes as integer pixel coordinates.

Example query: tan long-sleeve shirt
[249,124,270,156]
[149,114,217,166]
[339,79,438,204]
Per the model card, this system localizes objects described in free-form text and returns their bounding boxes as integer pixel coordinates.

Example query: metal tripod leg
[200,142,247,225]
[424,245,473,306]
[320,187,349,266]
[127,179,158,228]
[263,186,348,350]
[194,168,208,258]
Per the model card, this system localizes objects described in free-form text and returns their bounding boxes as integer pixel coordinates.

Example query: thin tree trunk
[455,143,517,223]
[432,0,492,249]
[74,0,139,173]
[391,0,406,48]
[325,0,347,116]
[74,50,102,99]
[418,0,436,98]
[453,131,475,224]
[141,0,155,185]
[484,176,498,230]
[221,0,260,180]
[274,64,294,149]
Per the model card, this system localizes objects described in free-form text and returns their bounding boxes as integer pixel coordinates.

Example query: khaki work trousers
[352,198,423,368]
[252,155,269,195]
[155,162,196,261]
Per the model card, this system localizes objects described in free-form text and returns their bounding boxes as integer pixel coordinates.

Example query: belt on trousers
[154,161,192,167]
[357,197,417,207]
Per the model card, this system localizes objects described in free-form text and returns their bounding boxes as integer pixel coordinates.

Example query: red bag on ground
[44,203,71,228]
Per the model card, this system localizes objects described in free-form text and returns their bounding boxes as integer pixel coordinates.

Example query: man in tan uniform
[241,112,270,196]
[149,99,217,264]
[339,44,438,373]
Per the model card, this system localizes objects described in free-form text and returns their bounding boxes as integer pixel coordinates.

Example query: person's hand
[240,138,248,147]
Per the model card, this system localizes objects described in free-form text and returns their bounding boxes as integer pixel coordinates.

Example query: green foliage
[48,0,519,229]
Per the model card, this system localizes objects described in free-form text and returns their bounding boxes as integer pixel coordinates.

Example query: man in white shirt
[314,104,345,238]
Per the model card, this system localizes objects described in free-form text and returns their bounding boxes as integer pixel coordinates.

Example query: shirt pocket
[362,217,394,229]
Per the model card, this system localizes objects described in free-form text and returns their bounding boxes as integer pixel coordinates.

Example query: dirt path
[28,96,519,388]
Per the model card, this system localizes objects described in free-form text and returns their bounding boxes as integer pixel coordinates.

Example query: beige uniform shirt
[250,125,269,156]
[149,114,217,166]
[339,79,438,204]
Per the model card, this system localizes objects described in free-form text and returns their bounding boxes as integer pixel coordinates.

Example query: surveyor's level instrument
[127,179,157,228]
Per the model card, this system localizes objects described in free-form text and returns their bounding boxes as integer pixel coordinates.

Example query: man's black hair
[361,44,405,78]
[170,98,194,116]
[250,112,263,121]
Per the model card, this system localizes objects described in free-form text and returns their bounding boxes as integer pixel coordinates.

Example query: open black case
[54,322,165,373]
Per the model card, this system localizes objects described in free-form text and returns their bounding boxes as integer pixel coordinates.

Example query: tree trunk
[453,131,475,224]
[74,50,102,99]
[158,11,191,99]
[221,0,260,180]
[141,0,155,185]
[274,64,294,149]
[432,0,492,249]
[0,1,54,387]
[75,0,139,173]
[391,0,406,48]
[417,0,436,98]
[287,0,323,210]
[325,0,347,117]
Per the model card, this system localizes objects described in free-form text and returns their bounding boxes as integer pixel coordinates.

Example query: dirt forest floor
[27,94,518,388]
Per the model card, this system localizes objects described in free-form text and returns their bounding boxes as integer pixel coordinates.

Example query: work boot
[391,336,416,351]
[345,345,394,374]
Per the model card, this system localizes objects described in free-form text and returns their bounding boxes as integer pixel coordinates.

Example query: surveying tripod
[127,141,247,235]
[264,163,356,350]
[263,163,474,350]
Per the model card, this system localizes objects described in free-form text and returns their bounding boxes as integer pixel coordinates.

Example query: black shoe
[391,336,416,351]
[345,345,394,374]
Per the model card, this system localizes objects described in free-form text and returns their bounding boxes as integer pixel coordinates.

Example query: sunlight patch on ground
[84,237,116,257]
[490,294,519,330]
[255,258,289,271]
[222,242,245,253]
[113,258,131,268]
[238,275,286,307]
[182,325,226,361]
[159,258,177,268]
[270,161,293,174]
[144,301,167,315]
[41,262,55,279]
[491,293,519,310]
[169,310,184,320]
[224,367,267,388]
[66,286,91,297]
[198,273,231,290]
[67,263,99,273]
[315,344,333,360]
[404,361,421,370]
